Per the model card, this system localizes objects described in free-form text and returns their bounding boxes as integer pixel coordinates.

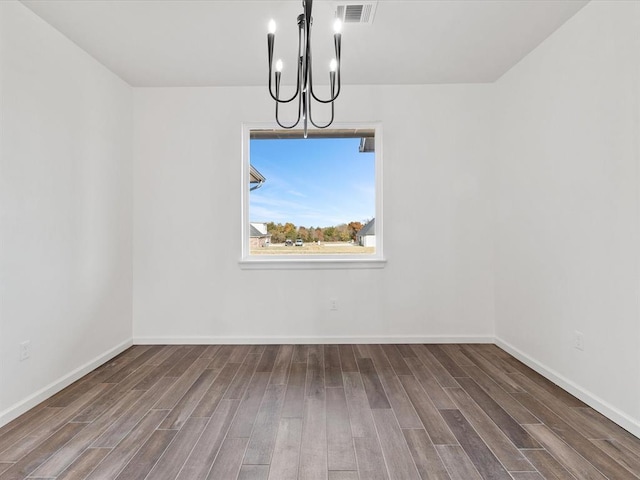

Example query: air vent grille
[335,2,377,24]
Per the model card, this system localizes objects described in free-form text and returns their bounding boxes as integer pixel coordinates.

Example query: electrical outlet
[573,331,584,351]
[20,341,31,361]
[329,298,338,311]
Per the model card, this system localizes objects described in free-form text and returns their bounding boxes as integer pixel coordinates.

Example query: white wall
[0,1,133,424]
[133,85,496,343]
[494,1,640,434]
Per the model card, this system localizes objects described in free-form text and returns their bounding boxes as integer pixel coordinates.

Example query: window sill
[239,256,387,270]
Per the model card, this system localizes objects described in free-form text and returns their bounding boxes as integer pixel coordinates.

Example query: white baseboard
[133,334,495,345]
[0,338,133,428]
[495,337,640,438]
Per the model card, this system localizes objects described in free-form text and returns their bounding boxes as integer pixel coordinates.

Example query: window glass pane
[249,134,375,256]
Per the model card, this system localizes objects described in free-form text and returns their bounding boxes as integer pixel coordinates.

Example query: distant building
[357,218,375,247]
[250,222,271,248]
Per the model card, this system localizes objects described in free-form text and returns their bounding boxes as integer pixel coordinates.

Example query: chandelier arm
[309,28,341,103]
[308,73,335,129]
[274,60,304,129]
[308,101,335,129]
[274,114,302,130]
[309,60,341,104]
[268,69,302,104]
[310,83,341,104]
[267,33,304,104]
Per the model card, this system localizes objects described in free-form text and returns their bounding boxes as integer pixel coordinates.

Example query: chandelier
[267,0,342,138]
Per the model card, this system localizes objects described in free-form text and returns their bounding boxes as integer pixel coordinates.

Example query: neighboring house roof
[250,222,268,235]
[250,225,270,238]
[359,137,375,153]
[250,165,266,191]
[358,218,375,236]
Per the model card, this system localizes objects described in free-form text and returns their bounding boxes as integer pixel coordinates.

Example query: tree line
[266,221,365,243]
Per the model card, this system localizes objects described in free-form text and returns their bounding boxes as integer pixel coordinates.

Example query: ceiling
[21,0,589,88]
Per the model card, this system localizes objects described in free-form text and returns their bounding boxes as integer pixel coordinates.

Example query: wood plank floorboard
[461,365,540,425]
[304,346,325,401]
[0,423,85,480]
[342,372,377,439]
[411,345,460,389]
[440,408,512,480]
[435,444,484,480]
[292,345,309,364]
[523,424,608,480]
[281,362,306,419]
[397,375,457,445]
[324,345,344,388]
[356,357,391,409]
[406,356,457,410]
[145,417,208,480]
[175,399,239,480]
[403,428,450,480]
[113,429,177,480]
[337,345,358,373]
[521,449,576,480]
[267,417,302,480]
[445,387,535,472]
[84,409,169,480]
[455,377,539,449]
[325,387,357,471]
[381,344,413,376]
[270,345,294,386]
[1,343,638,479]
[371,409,421,480]
[423,345,467,378]
[206,437,248,480]
[224,354,261,400]
[190,361,241,417]
[353,436,389,480]
[238,465,270,480]
[328,472,358,480]
[298,396,327,480]
[243,384,286,465]
[439,344,475,367]
[0,408,63,455]
[1,384,112,462]
[55,447,110,480]
[32,390,144,477]
[228,372,271,438]
[163,345,206,378]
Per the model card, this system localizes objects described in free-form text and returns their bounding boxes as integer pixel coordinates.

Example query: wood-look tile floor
[1,344,639,480]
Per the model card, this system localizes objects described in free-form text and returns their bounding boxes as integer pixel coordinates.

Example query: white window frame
[240,122,386,270]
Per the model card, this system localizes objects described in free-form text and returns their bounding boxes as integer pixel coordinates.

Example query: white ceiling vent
[335,2,377,25]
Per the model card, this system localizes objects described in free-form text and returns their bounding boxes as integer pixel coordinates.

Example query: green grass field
[251,242,374,255]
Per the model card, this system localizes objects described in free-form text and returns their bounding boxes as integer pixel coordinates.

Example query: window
[241,124,384,269]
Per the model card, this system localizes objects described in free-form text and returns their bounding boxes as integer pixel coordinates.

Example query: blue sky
[250,137,375,228]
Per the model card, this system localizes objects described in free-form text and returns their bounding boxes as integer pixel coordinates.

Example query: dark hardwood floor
[1,344,639,479]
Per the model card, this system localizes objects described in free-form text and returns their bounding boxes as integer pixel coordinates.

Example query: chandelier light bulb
[275,59,283,72]
[268,19,277,34]
[333,18,342,34]
[330,59,337,72]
